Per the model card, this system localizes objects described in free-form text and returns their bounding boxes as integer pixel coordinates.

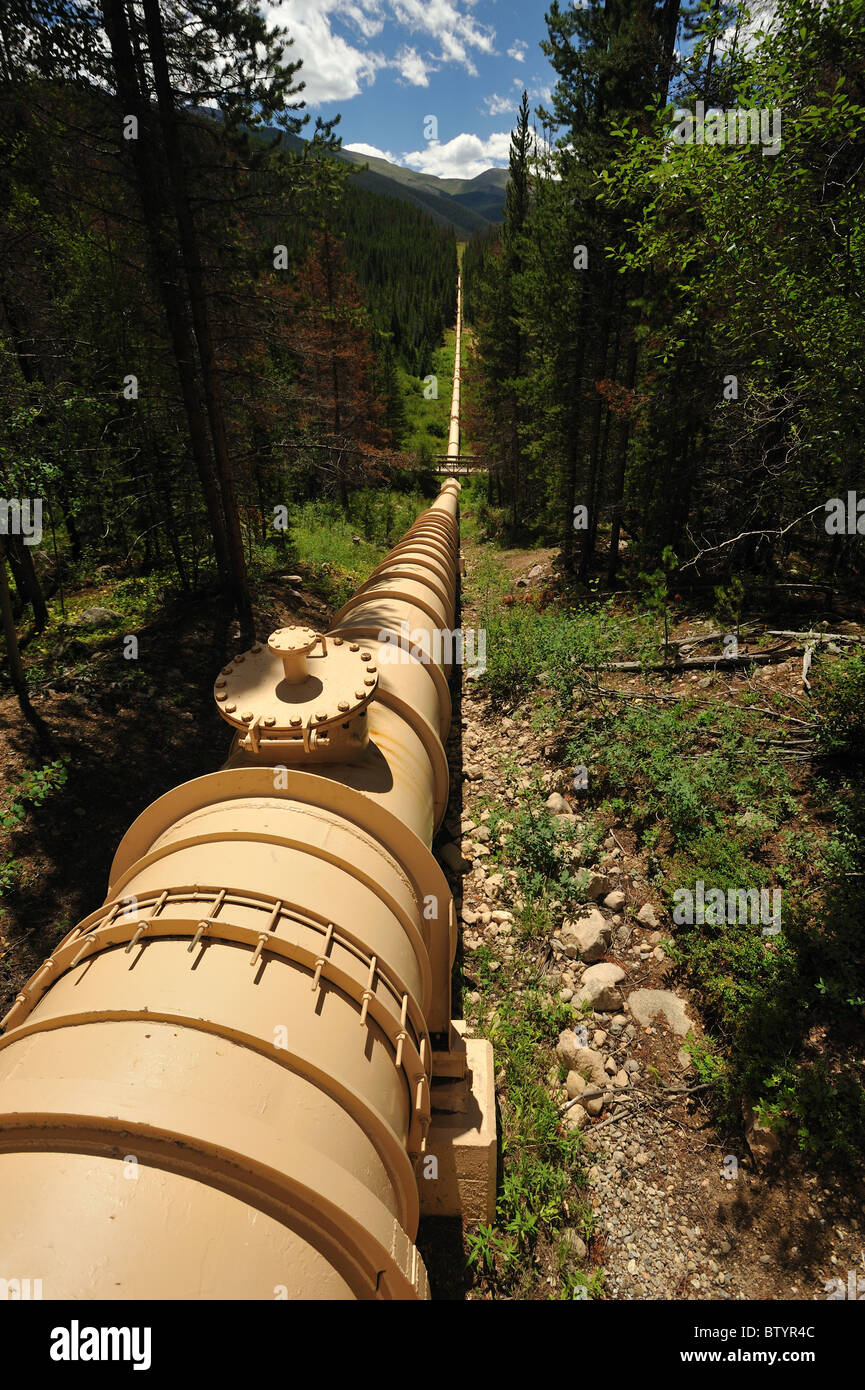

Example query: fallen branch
[559,1080,710,1117]
[680,508,829,572]
[767,629,864,645]
[600,645,800,673]
[802,643,815,692]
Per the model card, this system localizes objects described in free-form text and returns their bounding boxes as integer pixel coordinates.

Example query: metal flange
[214,627,379,760]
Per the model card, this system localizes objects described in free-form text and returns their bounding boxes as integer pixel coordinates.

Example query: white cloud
[265,1,387,103]
[718,0,778,53]
[344,141,398,163]
[390,0,495,75]
[401,130,511,179]
[495,80,552,111]
[264,0,496,106]
[342,1,386,38]
[484,92,519,117]
[394,44,435,86]
[507,40,527,62]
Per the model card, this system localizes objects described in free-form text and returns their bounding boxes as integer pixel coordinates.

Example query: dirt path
[449,536,865,1301]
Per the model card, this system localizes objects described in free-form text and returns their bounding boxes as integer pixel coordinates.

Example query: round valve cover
[213,628,379,736]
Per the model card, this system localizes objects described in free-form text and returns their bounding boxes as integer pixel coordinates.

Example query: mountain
[254,125,507,235]
[336,147,508,232]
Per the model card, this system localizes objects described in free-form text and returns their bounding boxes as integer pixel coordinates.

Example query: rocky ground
[433,544,865,1302]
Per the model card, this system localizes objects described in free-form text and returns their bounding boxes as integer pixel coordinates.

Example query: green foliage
[469,987,591,1296]
[470,592,636,705]
[338,183,457,378]
[500,807,588,907]
[576,674,865,1165]
[399,333,456,459]
[0,857,21,896]
[287,488,431,601]
[812,647,865,755]
[0,761,68,831]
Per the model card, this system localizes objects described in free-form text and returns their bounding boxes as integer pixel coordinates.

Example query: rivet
[215,677,226,688]
[251,644,262,654]
[355,689,365,700]
[361,652,372,662]
[234,654,245,664]
[290,716,302,727]
[316,712,327,722]
[215,691,227,702]
[241,710,253,722]
[364,677,375,687]
[263,715,276,727]
[333,637,344,646]
[225,702,237,713]
[350,643,360,652]
[367,666,377,675]
[222,665,233,675]
[338,701,349,712]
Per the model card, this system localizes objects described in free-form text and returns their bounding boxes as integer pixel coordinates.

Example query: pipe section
[447,274,462,460]
[0,474,464,1301]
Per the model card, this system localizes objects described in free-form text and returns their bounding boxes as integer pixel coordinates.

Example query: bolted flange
[214,625,379,761]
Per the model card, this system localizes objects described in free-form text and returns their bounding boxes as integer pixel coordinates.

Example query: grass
[467,596,653,706]
[6,485,437,686]
[279,488,433,607]
[570,654,865,1167]
[400,332,455,459]
[466,983,598,1299]
[459,510,865,1178]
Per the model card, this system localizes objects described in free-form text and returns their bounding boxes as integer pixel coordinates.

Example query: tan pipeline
[447,273,462,460]
[0,377,496,1298]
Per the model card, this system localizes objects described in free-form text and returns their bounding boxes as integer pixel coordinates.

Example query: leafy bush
[813,648,865,755]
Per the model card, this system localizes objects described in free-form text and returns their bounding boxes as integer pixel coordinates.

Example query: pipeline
[447,273,462,460]
[0,291,493,1300]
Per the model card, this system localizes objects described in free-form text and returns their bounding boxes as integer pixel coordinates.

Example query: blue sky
[262,1,557,179]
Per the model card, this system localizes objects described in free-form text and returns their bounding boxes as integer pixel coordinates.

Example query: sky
[262,0,557,180]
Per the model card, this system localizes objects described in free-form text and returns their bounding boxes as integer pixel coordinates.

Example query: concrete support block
[420,1024,496,1222]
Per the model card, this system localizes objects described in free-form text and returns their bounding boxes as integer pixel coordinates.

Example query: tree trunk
[606,329,639,586]
[0,538,27,698]
[100,0,233,598]
[140,0,252,638]
[5,533,48,631]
